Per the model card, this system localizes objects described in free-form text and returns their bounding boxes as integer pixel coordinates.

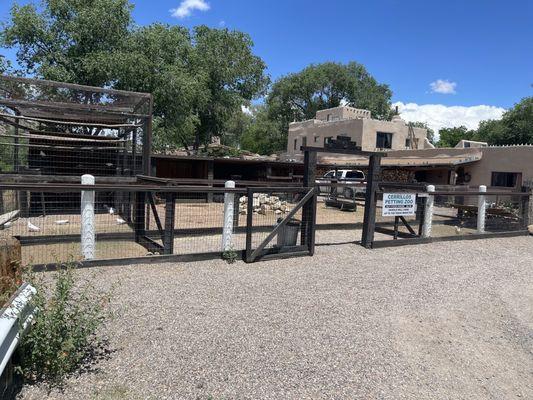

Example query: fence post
[422,185,435,238]
[477,185,487,233]
[222,181,236,252]
[81,174,95,260]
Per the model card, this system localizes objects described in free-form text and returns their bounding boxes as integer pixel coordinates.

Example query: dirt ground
[17,234,533,400]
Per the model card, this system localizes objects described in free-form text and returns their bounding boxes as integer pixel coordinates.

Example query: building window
[314,136,319,143]
[405,138,411,148]
[324,136,333,146]
[464,142,471,148]
[376,132,393,149]
[326,114,331,121]
[302,137,307,147]
[294,138,298,151]
[491,172,520,188]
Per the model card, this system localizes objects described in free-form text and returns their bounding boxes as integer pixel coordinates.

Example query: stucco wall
[287,114,429,155]
[463,146,533,188]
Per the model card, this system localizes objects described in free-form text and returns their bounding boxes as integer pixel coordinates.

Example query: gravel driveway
[18,234,533,399]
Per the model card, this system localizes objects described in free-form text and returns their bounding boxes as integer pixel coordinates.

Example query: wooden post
[134,191,146,243]
[245,188,254,262]
[301,150,317,250]
[361,155,381,248]
[232,193,240,229]
[13,112,19,173]
[142,97,153,176]
[207,160,214,203]
[163,193,176,255]
[0,237,21,296]
[522,187,531,228]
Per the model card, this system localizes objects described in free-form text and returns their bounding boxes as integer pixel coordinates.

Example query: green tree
[1,0,132,86]
[267,62,392,128]
[191,26,268,149]
[221,108,252,148]
[1,2,268,150]
[475,97,533,145]
[437,126,475,148]
[240,105,285,155]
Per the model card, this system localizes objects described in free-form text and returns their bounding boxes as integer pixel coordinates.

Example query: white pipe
[221,181,235,251]
[477,185,487,234]
[0,283,36,376]
[81,174,96,260]
[422,185,435,238]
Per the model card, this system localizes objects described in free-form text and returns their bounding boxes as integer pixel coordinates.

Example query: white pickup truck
[316,169,366,198]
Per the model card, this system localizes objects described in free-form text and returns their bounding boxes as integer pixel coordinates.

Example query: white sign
[382,193,417,216]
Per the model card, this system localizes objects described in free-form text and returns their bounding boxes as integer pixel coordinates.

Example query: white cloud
[218,20,226,27]
[393,101,506,135]
[430,79,457,94]
[170,0,210,18]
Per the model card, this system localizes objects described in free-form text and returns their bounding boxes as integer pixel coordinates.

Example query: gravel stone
[17,235,533,399]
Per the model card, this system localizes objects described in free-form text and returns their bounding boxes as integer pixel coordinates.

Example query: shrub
[16,263,111,386]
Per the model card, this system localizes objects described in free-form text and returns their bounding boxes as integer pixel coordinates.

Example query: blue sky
[1,0,532,132]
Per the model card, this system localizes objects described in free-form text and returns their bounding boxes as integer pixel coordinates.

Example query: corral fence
[369,183,532,248]
[0,178,531,268]
[0,181,322,267]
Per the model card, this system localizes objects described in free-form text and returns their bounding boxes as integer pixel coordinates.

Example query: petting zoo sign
[382,193,417,216]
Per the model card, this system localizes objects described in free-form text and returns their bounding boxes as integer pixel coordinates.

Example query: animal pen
[0,76,531,269]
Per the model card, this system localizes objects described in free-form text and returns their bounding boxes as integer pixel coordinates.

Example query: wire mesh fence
[0,185,316,266]
[0,75,151,178]
[371,186,531,246]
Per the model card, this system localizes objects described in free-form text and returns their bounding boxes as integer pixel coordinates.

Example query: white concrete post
[422,185,435,238]
[222,180,235,251]
[81,174,95,260]
[477,185,487,234]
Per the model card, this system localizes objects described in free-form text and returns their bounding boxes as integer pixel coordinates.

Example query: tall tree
[1,1,268,150]
[475,97,533,145]
[267,62,393,129]
[240,105,285,155]
[437,126,475,148]
[1,0,132,86]
[189,26,268,148]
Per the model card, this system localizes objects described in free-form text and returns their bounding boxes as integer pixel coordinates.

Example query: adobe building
[282,106,533,191]
[286,106,432,157]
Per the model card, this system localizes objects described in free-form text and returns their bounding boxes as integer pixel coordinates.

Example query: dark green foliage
[240,105,286,155]
[267,62,393,126]
[1,1,268,150]
[437,126,475,148]
[475,97,533,145]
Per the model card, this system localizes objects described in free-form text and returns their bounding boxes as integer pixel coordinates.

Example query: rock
[239,196,247,203]
[528,225,533,235]
[275,210,282,215]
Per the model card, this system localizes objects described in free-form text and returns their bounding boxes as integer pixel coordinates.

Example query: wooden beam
[361,155,382,248]
[249,188,315,262]
[300,146,387,157]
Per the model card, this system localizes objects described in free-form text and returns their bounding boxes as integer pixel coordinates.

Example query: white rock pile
[239,194,290,215]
